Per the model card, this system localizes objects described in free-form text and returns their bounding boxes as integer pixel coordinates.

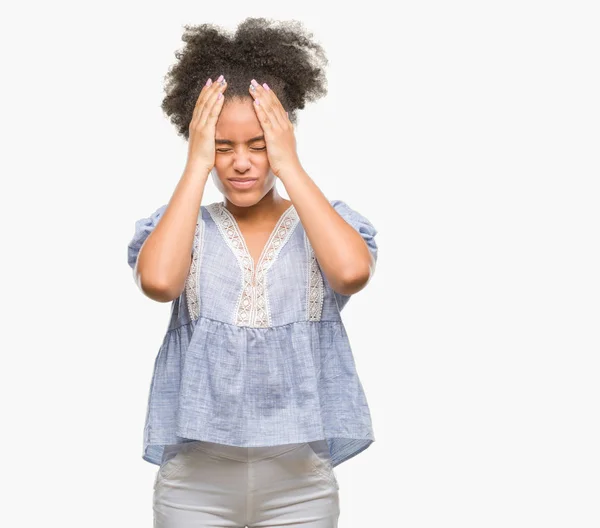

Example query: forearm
[280,165,373,295]
[135,165,209,302]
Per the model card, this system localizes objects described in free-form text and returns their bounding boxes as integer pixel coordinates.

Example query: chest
[206,202,302,287]
[236,223,277,286]
[183,201,332,327]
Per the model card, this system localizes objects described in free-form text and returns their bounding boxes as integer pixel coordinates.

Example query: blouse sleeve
[127,204,168,270]
[330,199,378,264]
[329,199,379,311]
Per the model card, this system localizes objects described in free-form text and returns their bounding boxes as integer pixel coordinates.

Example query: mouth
[228,178,258,189]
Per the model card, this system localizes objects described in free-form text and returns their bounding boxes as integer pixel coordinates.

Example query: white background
[2,1,599,527]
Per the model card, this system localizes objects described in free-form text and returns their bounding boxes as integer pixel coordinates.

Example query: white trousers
[153,440,340,528]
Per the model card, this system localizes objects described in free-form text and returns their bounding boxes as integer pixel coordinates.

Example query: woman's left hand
[249,79,301,179]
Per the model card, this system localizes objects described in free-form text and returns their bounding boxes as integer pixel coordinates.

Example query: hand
[186,75,228,176]
[248,79,302,178]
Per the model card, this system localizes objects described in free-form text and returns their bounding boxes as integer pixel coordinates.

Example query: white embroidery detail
[305,232,324,321]
[185,214,205,320]
[207,201,299,327]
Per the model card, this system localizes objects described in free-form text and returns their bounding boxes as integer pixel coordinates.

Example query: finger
[191,78,213,121]
[262,83,291,127]
[262,82,287,116]
[260,82,288,127]
[251,95,268,127]
[198,79,227,127]
[249,80,284,128]
[205,87,226,127]
[191,80,226,131]
[192,75,225,121]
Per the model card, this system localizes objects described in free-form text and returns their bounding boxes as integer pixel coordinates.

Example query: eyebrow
[215,135,265,145]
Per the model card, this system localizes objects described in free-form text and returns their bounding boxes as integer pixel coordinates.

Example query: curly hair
[160,17,329,140]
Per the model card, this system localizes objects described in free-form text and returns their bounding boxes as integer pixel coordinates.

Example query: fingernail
[251,79,259,87]
[255,98,260,106]
[206,78,212,86]
[218,93,222,100]
[217,74,224,82]
[263,83,270,91]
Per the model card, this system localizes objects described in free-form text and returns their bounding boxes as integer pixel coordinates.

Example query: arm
[280,164,376,296]
[133,167,209,302]
[131,76,227,302]
[245,81,375,297]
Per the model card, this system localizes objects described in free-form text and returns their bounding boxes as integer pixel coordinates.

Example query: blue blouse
[127,199,379,468]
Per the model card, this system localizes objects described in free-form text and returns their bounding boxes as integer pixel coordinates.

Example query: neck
[223,188,291,222]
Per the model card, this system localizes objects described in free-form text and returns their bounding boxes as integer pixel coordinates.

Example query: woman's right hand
[185,75,228,176]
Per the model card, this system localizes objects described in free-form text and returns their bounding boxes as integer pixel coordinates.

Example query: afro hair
[160,17,329,141]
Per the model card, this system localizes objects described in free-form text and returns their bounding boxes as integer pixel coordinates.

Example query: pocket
[304,441,339,490]
[155,443,192,486]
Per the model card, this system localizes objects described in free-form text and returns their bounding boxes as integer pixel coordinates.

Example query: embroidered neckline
[218,201,295,285]
[207,201,300,327]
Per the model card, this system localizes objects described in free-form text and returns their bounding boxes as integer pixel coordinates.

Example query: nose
[232,152,252,173]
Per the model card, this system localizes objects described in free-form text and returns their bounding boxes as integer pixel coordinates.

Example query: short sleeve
[127,204,168,270]
[329,199,379,311]
[330,199,378,264]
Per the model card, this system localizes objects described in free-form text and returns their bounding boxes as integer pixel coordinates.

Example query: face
[211,97,276,206]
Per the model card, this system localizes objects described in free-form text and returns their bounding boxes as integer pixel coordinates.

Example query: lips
[229,178,258,189]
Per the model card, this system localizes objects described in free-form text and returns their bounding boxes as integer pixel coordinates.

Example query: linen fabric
[127,199,379,469]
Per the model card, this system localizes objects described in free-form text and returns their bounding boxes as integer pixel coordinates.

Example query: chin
[225,191,264,207]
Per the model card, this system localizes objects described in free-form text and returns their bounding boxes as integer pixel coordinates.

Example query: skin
[210,96,293,223]
[135,76,374,302]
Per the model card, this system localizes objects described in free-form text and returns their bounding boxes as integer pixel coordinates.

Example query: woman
[127,18,379,528]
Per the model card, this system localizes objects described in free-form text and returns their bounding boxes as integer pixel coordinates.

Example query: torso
[239,227,275,277]
[227,200,294,286]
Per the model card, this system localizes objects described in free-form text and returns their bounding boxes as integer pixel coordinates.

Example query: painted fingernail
[255,98,260,106]
[218,93,222,100]
[263,83,270,91]
[250,84,256,92]
[251,79,259,87]
[206,78,212,86]
[217,74,224,82]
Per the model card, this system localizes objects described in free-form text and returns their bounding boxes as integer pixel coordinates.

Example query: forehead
[216,98,262,140]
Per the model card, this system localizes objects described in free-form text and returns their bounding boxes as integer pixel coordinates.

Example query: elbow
[331,264,373,296]
[141,281,182,303]
[329,241,377,296]
[133,267,183,303]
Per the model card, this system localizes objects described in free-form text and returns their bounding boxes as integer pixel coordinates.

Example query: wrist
[183,162,212,181]
[278,161,306,182]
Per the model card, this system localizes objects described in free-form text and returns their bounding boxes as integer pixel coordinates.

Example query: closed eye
[217,147,266,153]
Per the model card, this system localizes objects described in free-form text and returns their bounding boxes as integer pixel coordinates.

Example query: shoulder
[329,198,378,257]
[329,199,377,232]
